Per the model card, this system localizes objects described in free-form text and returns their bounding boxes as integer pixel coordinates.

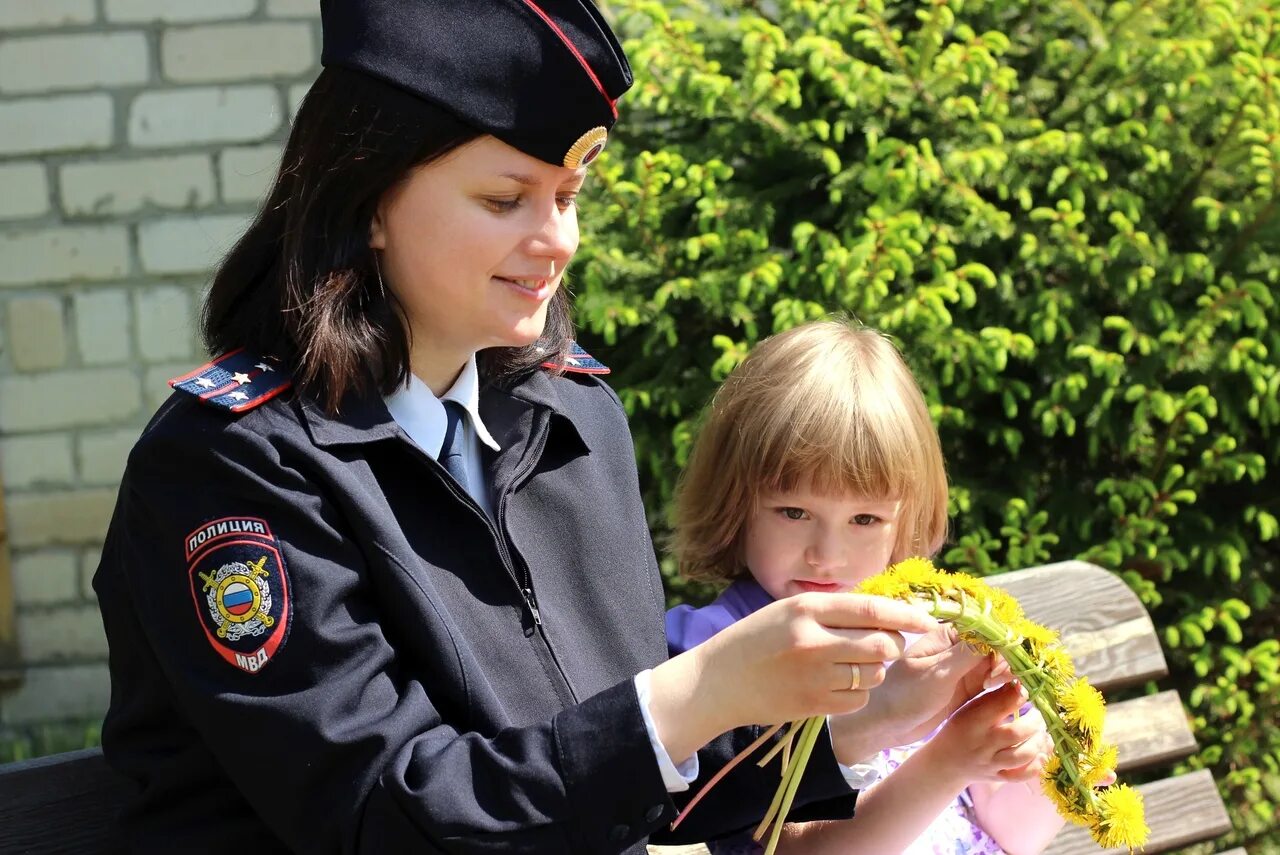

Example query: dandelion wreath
[672,558,1149,855]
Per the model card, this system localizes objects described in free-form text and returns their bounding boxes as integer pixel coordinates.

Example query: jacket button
[608,824,629,843]
[645,804,665,823]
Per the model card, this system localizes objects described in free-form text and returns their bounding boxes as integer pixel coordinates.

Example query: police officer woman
[94,2,995,852]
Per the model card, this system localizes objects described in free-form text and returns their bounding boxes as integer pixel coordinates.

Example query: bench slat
[990,561,1168,691]
[1045,769,1230,855]
[0,747,127,855]
[1105,690,1197,772]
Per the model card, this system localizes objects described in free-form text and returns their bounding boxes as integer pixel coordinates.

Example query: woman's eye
[556,194,578,211]
[781,507,806,521]
[852,514,879,526]
[483,197,521,212]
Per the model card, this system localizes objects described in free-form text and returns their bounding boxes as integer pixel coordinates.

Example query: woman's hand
[648,593,935,764]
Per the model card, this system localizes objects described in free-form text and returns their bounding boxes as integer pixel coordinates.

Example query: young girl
[668,320,1069,855]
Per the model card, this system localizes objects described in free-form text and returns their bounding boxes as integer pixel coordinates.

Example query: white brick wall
[0,163,49,220]
[129,86,281,148]
[138,213,251,274]
[0,226,130,287]
[78,427,141,486]
[61,155,216,217]
[0,0,96,30]
[0,435,75,489]
[73,289,134,364]
[0,32,150,95]
[0,95,114,156]
[11,551,80,606]
[162,23,315,83]
[6,296,68,371]
[0,1,322,730]
[220,144,281,204]
[0,370,142,432]
[104,0,256,24]
[0,664,110,726]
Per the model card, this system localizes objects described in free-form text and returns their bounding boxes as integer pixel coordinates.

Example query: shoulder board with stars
[169,349,292,413]
[540,341,609,375]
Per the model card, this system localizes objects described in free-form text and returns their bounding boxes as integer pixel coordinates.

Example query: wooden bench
[649,560,1237,855]
[0,562,1236,854]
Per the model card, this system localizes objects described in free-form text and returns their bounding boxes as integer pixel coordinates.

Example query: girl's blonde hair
[671,320,949,584]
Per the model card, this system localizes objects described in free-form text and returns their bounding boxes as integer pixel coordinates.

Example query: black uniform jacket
[94,364,857,854]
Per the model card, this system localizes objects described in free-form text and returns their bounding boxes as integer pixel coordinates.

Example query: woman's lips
[795,580,843,594]
[494,276,552,301]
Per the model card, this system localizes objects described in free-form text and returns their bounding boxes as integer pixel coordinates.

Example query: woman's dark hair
[202,67,574,413]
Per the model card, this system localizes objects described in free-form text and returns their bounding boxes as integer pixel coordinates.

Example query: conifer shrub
[573,1,1280,848]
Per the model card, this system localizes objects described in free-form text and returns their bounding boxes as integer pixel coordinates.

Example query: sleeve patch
[187,521,291,675]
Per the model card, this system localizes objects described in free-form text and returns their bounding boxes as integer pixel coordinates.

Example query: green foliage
[0,720,101,764]
[575,0,1280,848]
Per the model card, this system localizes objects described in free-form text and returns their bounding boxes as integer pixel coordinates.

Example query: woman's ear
[369,205,387,250]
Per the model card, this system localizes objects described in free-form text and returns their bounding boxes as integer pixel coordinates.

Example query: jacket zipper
[491,409,580,703]
[400,439,538,623]
[495,415,550,626]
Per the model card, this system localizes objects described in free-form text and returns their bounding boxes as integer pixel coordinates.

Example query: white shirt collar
[383,354,501,458]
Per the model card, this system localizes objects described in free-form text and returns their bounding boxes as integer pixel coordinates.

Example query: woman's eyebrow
[500,172,539,186]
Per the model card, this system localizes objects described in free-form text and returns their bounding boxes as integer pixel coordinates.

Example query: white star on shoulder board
[232,372,251,385]
[255,362,272,372]
[196,377,216,389]
[229,391,249,401]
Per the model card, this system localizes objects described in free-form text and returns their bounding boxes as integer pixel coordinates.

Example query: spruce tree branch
[1220,192,1279,271]
[1160,105,1248,229]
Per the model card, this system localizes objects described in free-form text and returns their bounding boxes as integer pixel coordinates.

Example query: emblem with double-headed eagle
[200,556,275,641]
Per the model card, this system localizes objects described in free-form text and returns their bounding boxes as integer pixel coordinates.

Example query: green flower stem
[758,715,826,855]
[923,596,1101,815]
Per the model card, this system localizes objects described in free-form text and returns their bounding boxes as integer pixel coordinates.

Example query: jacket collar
[297,368,590,453]
[296,389,403,448]
[481,369,591,454]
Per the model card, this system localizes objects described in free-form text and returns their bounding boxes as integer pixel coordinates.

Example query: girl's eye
[781,507,806,521]
[852,514,879,526]
[483,197,521,213]
[556,194,578,211]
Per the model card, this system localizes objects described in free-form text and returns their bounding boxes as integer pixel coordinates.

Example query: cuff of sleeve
[635,670,700,792]
[825,715,883,790]
[553,678,680,851]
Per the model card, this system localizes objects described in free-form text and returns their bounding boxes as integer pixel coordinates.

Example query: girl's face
[743,485,902,601]
[370,135,584,381]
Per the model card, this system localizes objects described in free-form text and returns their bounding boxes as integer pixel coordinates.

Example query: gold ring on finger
[848,662,861,692]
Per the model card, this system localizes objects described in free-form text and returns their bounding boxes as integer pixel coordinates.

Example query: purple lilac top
[666,579,1007,855]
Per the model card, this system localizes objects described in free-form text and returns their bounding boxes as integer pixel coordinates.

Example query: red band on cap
[520,0,618,119]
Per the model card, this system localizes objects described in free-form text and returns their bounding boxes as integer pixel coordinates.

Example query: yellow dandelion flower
[1014,619,1058,648]
[1092,784,1149,849]
[855,573,913,599]
[942,571,986,600]
[1039,645,1076,682]
[957,632,995,656]
[988,588,1025,624]
[1042,769,1091,825]
[1080,743,1119,788]
[892,557,944,589]
[1061,678,1107,738]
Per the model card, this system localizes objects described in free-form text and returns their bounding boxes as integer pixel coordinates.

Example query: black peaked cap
[321,0,633,168]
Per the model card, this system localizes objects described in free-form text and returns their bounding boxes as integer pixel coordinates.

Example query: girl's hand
[928,681,1053,784]
[829,625,1003,761]
[648,593,935,762]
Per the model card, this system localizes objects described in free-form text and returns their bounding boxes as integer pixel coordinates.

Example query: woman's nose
[529,204,578,267]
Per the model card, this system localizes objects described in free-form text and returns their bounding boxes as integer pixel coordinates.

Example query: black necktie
[439,400,469,492]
